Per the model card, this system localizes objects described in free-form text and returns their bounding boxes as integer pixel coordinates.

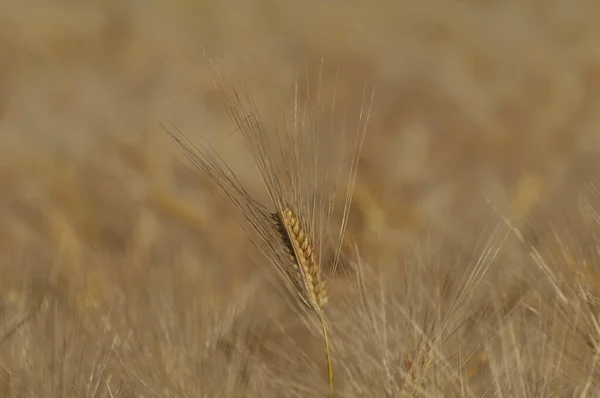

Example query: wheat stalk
[166,63,372,397]
[272,205,333,391]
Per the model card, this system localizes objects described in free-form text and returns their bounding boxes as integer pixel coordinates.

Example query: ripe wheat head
[167,64,373,397]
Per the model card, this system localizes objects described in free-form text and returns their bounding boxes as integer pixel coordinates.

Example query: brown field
[2,1,600,396]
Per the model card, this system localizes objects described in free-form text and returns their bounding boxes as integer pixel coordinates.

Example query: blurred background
[1,0,600,344]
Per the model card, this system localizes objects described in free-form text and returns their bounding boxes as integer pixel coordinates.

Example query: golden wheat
[273,206,328,310]
[272,205,334,394]
[167,65,372,397]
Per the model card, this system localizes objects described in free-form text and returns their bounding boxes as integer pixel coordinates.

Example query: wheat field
[2,1,600,397]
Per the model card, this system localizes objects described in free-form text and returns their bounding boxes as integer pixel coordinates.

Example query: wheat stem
[319,313,334,398]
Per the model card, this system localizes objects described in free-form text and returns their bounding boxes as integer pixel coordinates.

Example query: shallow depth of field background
[2,0,600,396]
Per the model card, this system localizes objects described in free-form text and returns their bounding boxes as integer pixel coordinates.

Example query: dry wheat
[167,64,372,397]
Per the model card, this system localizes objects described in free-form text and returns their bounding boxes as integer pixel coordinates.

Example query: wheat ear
[273,205,333,394]
[167,63,373,397]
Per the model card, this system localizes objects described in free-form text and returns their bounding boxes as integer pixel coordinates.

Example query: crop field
[1,1,600,396]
